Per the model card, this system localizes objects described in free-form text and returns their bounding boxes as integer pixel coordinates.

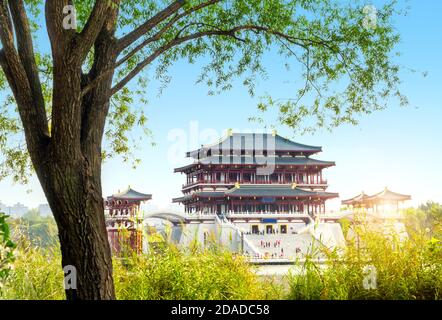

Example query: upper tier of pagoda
[186,132,323,159]
[176,132,334,173]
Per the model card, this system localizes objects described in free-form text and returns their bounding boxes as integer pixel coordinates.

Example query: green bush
[4,207,442,300]
[0,212,16,291]
[0,243,64,300]
[114,244,280,300]
[287,222,442,300]
[1,241,281,300]
[9,210,59,249]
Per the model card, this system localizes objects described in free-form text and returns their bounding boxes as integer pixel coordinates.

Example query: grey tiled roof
[342,188,411,205]
[187,133,322,158]
[174,155,334,172]
[341,192,370,205]
[225,185,338,198]
[173,186,338,203]
[199,155,334,166]
[108,187,152,200]
[172,191,225,203]
[366,188,411,201]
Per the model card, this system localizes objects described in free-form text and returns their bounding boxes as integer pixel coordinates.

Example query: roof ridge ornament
[271,129,277,137]
[234,182,241,189]
[291,183,297,189]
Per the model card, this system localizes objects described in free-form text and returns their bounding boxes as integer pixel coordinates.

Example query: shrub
[0,212,16,291]
[1,240,281,300]
[287,221,442,300]
[114,244,280,300]
[0,242,64,300]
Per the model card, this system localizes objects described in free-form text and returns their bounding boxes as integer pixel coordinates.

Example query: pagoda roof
[186,132,322,158]
[172,191,225,203]
[365,188,411,202]
[341,187,411,205]
[174,156,334,172]
[225,185,338,198]
[108,187,152,201]
[173,185,338,203]
[341,191,371,205]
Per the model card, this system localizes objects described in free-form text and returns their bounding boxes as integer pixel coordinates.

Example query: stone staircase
[244,233,319,260]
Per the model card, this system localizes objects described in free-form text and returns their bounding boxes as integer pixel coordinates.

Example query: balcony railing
[225,211,311,218]
[105,213,143,220]
[182,179,328,189]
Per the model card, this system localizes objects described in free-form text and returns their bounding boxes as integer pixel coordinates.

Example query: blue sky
[0,0,441,212]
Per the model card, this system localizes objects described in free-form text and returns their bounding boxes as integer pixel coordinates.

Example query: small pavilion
[342,187,411,214]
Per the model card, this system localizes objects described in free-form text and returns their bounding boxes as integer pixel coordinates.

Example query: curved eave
[225,186,338,199]
[343,189,411,204]
[226,193,339,199]
[108,194,152,201]
[172,192,225,203]
[185,133,324,158]
[174,163,196,173]
[174,158,335,172]
[186,148,321,159]
[172,196,190,203]
[108,187,152,201]
[173,189,338,203]
[110,196,152,201]
[365,194,411,202]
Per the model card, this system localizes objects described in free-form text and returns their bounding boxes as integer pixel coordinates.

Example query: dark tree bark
[1,0,120,299]
[42,1,119,300]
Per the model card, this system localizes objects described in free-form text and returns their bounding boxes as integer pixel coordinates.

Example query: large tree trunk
[40,141,115,300]
[36,48,117,299]
[1,0,120,300]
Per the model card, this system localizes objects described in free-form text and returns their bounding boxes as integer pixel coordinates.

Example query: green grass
[0,242,282,300]
[287,223,442,300]
[114,244,281,300]
[2,210,442,300]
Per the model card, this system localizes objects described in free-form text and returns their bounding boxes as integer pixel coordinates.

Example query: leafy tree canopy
[0,0,406,183]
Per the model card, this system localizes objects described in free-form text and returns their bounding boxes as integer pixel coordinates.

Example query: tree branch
[111,29,237,96]
[75,0,120,62]
[45,0,76,57]
[117,0,222,63]
[116,0,185,52]
[110,25,310,96]
[0,1,49,148]
[79,2,121,151]
[8,0,47,126]
[0,0,12,32]
[81,0,222,97]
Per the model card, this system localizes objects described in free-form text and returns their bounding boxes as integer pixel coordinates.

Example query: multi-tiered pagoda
[105,187,152,254]
[173,132,338,223]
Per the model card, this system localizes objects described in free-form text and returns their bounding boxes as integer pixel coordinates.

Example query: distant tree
[0,0,406,299]
[404,202,442,239]
[12,209,59,248]
[22,208,40,221]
